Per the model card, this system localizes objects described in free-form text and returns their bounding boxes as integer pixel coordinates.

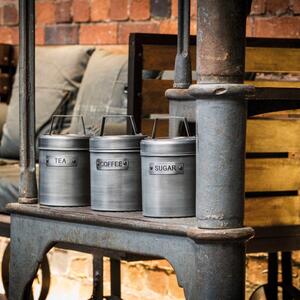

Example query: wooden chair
[127,33,300,299]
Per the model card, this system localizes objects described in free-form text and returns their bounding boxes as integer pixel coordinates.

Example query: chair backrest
[128,33,300,135]
[127,33,300,227]
[0,44,16,104]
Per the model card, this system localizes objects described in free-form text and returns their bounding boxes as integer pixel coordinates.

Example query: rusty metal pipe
[174,0,191,89]
[18,0,38,203]
[196,0,247,84]
[187,1,255,297]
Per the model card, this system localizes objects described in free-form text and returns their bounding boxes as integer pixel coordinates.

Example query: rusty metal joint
[187,226,254,243]
[189,83,255,100]
[165,88,195,101]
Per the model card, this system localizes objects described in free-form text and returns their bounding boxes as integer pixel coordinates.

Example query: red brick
[130,0,150,21]
[55,0,72,23]
[72,0,90,22]
[110,0,128,20]
[171,0,177,17]
[160,19,196,35]
[3,4,18,25]
[266,0,289,16]
[191,0,197,18]
[36,1,56,25]
[250,0,266,15]
[80,23,118,45]
[254,16,300,38]
[0,26,19,44]
[118,22,159,44]
[35,26,45,45]
[90,0,109,21]
[290,0,300,14]
[159,19,177,34]
[45,24,79,44]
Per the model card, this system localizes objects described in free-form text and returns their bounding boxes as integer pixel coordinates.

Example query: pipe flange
[165,88,195,101]
[189,83,255,100]
[187,226,254,243]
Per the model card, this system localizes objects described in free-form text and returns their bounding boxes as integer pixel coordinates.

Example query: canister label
[46,156,78,167]
[149,162,184,175]
[96,159,129,170]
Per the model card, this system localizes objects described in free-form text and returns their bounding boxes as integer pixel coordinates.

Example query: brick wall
[0,0,300,299]
[0,0,299,45]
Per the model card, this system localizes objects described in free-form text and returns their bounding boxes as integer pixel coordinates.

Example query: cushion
[70,49,128,135]
[0,46,95,159]
[0,159,19,211]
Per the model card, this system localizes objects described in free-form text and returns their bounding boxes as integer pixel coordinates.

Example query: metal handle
[100,115,138,136]
[49,115,86,135]
[151,116,190,138]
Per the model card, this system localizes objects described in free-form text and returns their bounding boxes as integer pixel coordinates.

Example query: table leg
[9,217,51,300]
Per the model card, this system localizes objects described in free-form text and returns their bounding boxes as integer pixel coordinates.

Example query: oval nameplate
[149,162,184,175]
[46,156,78,167]
[96,159,129,170]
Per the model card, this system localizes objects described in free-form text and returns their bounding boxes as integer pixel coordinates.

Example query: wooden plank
[142,80,171,116]
[143,45,300,73]
[245,158,300,192]
[142,79,300,118]
[247,118,300,153]
[0,73,11,96]
[244,196,300,227]
[142,119,168,137]
[0,44,12,67]
[246,47,300,73]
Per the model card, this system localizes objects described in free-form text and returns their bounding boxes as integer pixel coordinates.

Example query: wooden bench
[127,33,300,298]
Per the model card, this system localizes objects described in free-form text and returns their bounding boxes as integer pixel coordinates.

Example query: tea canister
[90,115,146,211]
[141,117,196,217]
[39,115,90,206]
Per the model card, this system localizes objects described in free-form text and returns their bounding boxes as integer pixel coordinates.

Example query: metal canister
[39,115,90,206]
[90,115,146,211]
[141,117,195,217]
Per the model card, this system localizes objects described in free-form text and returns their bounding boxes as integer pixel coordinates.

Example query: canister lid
[141,137,196,156]
[39,134,90,150]
[90,134,147,151]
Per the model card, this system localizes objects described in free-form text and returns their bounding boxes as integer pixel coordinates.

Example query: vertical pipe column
[167,0,195,137]
[174,0,191,89]
[190,0,254,228]
[19,0,38,203]
[188,1,255,299]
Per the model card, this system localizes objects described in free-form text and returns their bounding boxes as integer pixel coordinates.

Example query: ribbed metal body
[141,137,196,217]
[90,135,146,211]
[39,134,90,206]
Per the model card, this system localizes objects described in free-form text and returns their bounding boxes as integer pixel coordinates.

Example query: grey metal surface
[174,0,191,89]
[141,137,195,218]
[39,148,90,206]
[18,0,38,204]
[90,151,142,211]
[141,155,195,217]
[141,137,195,156]
[39,134,90,150]
[195,97,247,228]
[90,135,145,152]
[8,204,254,300]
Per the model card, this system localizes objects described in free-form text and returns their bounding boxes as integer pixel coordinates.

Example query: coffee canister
[90,115,146,211]
[39,115,90,206]
[141,117,195,217]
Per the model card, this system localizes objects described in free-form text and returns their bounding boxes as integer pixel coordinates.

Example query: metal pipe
[18,0,38,203]
[187,1,255,298]
[196,0,247,84]
[190,0,254,228]
[173,0,191,89]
